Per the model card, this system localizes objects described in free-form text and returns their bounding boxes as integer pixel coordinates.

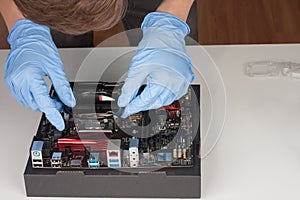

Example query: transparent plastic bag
[245,60,300,79]
[281,62,300,79]
[245,61,281,77]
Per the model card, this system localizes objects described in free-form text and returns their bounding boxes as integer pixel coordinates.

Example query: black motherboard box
[24,82,201,198]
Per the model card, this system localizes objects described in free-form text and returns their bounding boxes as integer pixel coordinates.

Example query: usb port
[109,159,119,163]
[51,164,61,168]
[89,164,99,168]
[109,164,120,168]
[33,164,43,168]
[33,159,42,162]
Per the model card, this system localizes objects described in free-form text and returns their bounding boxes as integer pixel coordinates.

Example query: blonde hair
[14,0,127,35]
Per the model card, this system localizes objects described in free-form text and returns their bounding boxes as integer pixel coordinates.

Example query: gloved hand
[118,12,194,118]
[5,19,76,131]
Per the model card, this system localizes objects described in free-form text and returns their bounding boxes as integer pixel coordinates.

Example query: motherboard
[30,82,200,171]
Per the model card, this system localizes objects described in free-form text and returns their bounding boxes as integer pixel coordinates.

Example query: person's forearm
[0,0,24,32]
[156,0,195,22]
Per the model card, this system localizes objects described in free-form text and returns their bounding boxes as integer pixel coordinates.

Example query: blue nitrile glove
[4,20,76,131]
[118,12,194,118]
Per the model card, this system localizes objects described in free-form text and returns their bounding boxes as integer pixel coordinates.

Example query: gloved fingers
[4,69,26,107]
[44,108,65,131]
[20,86,40,111]
[121,84,176,118]
[54,83,76,108]
[159,88,177,106]
[118,69,148,108]
[21,86,63,113]
[5,71,41,111]
[30,80,65,131]
[47,66,76,108]
[52,96,64,112]
[9,82,28,108]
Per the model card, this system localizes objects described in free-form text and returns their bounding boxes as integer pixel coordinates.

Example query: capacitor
[64,113,70,121]
[182,148,187,159]
[173,148,177,159]
[176,110,180,117]
[177,146,182,159]
[185,94,189,100]
[186,147,192,159]
[132,129,138,135]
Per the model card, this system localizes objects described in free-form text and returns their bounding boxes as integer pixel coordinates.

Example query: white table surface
[1,44,300,200]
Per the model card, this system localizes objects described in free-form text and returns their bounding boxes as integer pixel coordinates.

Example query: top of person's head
[14,0,128,35]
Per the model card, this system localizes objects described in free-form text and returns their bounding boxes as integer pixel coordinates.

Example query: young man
[0,0,195,130]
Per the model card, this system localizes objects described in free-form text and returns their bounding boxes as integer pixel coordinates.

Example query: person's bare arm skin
[0,0,24,32]
[156,0,195,22]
